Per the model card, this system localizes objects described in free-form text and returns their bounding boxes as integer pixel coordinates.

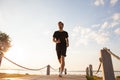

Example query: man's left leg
[59,56,65,77]
[60,56,65,72]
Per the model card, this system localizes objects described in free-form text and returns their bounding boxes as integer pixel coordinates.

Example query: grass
[117,76,120,78]
[0,73,31,78]
[86,76,102,80]
[86,76,120,80]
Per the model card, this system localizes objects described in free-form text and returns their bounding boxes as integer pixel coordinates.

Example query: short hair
[58,21,64,26]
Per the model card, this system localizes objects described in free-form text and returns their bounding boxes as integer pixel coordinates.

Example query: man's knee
[61,57,65,66]
[61,56,65,60]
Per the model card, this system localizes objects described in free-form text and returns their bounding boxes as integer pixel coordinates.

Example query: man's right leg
[58,58,61,64]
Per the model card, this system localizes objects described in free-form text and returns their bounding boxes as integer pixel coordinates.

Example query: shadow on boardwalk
[1,75,87,80]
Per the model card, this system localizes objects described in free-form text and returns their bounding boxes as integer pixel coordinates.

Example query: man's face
[58,22,64,30]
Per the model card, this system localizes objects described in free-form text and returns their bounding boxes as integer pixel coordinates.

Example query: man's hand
[66,43,69,47]
[56,39,61,43]
[53,38,60,43]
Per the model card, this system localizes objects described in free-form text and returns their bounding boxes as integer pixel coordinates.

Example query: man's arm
[66,38,69,47]
[53,37,61,44]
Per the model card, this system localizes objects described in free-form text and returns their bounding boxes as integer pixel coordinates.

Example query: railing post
[89,64,93,76]
[0,51,3,66]
[101,49,115,80]
[64,68,67,75]
[46,65,50,75]
[86,67,89,76]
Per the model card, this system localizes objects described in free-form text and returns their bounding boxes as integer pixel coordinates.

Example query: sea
[0,69,120,77]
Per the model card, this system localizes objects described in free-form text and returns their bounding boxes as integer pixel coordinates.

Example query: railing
[1,48,120,79]
[0,51,67,75]
[86,47,120,80]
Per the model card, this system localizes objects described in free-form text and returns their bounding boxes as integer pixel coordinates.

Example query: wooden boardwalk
[1,75,87,80]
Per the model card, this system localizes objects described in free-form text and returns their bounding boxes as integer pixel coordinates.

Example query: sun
[4,46,28,65]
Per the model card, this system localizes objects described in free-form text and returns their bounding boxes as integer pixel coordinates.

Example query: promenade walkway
[1,75,87,80]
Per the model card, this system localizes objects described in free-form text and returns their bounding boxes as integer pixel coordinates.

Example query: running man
[53,21,69,77]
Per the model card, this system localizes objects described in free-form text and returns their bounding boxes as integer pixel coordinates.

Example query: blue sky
[0,0,120,72]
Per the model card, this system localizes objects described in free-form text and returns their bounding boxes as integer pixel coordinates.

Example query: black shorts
[56,45,67,60]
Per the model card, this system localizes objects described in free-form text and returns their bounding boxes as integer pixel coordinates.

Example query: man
[53,21,69,77]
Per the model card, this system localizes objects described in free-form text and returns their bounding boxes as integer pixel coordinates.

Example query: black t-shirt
[53,31,68,46]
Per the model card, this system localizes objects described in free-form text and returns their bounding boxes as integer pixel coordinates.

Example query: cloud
[91,24,101,28]
[94,0,105,6]
[110,13,120,27]
[115,28,120,35]
[110,0,118,6]
[72,26,109,46]
[97,13,120,29]
[101,21,109,29]
[111,21,119,27]
[100,21,119,29]
[94,0,118,6]
[111,13,120,21]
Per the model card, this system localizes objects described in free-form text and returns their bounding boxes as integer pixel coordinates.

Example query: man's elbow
[53,38,55,42]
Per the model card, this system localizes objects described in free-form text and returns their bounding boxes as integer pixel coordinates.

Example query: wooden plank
[101,49,115,80]
[0,51,3,66]
[1,75,87,80]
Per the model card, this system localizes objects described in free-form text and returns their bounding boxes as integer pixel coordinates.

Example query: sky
[0,0,120,72]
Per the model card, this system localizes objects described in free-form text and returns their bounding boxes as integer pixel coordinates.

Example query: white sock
[59,71,62,75]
